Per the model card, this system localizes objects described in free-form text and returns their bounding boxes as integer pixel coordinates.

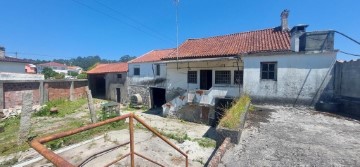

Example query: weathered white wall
[243,52,336,105]
[105,72,128,103]
[0,72,44,80]
[128,62,166,83]
[0,62,26,73]
[166,59,243,97]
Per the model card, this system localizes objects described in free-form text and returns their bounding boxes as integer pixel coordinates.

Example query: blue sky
[0,0,359,61]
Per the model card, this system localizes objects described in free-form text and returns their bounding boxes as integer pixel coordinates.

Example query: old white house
[161,10,337,124]
[127,48,175,108]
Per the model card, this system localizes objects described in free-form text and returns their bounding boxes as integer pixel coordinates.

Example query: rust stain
[196,90,204,96]
[179,96,185,101]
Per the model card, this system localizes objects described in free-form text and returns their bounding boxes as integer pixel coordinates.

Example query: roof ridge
[187,27,284,41]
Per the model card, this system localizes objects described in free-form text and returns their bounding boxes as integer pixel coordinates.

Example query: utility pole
[175,0,179,70]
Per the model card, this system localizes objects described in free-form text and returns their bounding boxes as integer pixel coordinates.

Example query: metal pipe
[29,141,74,167]
[134,152,164,167]
[129,114,135,167]
[133,114,188,167]
[103,153,130,167]
[36,113,131,143]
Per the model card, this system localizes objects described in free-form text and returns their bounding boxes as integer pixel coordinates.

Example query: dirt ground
[11,110,216,167]
[219,105,360,167]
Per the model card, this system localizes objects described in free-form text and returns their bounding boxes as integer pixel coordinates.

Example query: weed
[193,137,216,148]
[0,157,18,167]
[219,95,251,129]
[159,131,191,143]
[33,98,87,117]
[193,157,205,165]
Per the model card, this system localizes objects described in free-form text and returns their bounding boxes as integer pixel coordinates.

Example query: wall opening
[151,87,166,108]
[116,88,121,103]
[200,70,212,90]
[213,98,234,127]
[89,74,106,98]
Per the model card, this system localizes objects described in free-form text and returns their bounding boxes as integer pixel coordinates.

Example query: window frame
[260,62,277,80]
[134,67,140,76]
[155,64,160,76]
[117,74,122,79]
[234,70,244,85]
[187,71,197,84]
[215,70,231,85]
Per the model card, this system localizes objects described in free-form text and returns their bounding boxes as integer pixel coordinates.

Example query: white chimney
[0,46,5,59]
[290,25,308,52]
[281,10,289,31]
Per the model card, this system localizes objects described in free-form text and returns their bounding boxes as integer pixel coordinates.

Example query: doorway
[200,70,212,90]
[116,88,121,103]
[151,87,166,108]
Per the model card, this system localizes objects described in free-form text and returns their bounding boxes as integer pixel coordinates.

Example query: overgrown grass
[0,117,28,156]
[193,137,216,148]
[33,98,87,117]
[219,95,251,129]
[46,120,127,150]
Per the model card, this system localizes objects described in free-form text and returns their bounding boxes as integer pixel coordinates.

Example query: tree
[54,73,65,79]
[119,55,136,62]
[42,67,58,79]
[77,73,87,79]
[68,71,78,77]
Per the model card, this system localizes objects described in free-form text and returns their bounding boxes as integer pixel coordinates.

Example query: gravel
[219,105,360,167]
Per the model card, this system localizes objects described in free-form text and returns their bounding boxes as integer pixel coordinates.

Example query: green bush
[54,73,65,79]
[77,73,87,79]
[218,95,251,129]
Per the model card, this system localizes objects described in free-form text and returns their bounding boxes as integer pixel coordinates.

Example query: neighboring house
[68,66,83,74]
[25,64,37,74]
[0,46,44,80]
[160,10,337,124]
[87,62,128,103]
[127,48,175,108]
[37,62,68,74]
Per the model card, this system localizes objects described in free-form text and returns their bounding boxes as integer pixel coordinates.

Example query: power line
[339,50,360,57]
[94,0,175,43]
[71,0,175,44]
[335,31,360,46]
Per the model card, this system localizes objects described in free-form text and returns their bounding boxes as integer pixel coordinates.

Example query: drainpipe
[236,55,241,97]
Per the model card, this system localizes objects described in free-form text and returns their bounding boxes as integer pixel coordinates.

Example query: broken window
[234,70,244,85]
[215,71,231,84]
[188,71,197,83]
[134,67,140,76]
[117,74,122,78]
[261,62,277,80]
[156,64,160,76]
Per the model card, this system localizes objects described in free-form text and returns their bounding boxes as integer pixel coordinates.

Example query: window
[215,71,231,84]
[234,70,244,85]
[134,67,140,76]
[261,62,277,80]
[187,71,197,83]
[117,74,122,78]
[156,64,160,76]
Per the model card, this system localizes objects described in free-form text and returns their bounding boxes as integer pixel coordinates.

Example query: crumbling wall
[3,82,40,109]
[128,85,150,107]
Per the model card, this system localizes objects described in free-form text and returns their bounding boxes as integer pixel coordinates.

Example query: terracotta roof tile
[129,48,175,63]
[87,62,128,74]
[0,56,32,63]
[163,27,291,60]
[37,62,67,67]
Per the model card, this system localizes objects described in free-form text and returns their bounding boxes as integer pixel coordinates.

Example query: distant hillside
[33,55,136,71]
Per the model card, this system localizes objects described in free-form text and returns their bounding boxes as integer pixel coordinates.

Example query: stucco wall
[0,62,26,73]
[128,62,167,86]
[166,59,243,100]
[243,52,336,105]
[105,72,128,103]
[335,60,360,99]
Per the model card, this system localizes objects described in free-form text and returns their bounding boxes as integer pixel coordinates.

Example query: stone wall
[0,80,88,109]
[128,85,150,107]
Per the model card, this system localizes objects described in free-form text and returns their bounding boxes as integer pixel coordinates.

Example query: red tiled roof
[87,62,128,74]
[37,62,67,67]
[129,48,175,63]
[163,27,291,60]
[0,56,32,63]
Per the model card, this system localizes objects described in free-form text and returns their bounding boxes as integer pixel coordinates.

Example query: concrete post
[86,86,97,123]
[70,81,74,101]
[18,91,33,144]
[0,82,3,110]
[43,82,48,103]
[39,81,44,105]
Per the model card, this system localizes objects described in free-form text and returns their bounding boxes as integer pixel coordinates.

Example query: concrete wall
[166,59,243,100]
[0,80,88,109]
[334,60,360,99]
[0,62,27,73]
[0,72,44,80]
[243,52,336,105]
[105,72,128,103]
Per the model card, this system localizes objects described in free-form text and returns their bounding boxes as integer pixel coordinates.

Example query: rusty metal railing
[29,113,188,167]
